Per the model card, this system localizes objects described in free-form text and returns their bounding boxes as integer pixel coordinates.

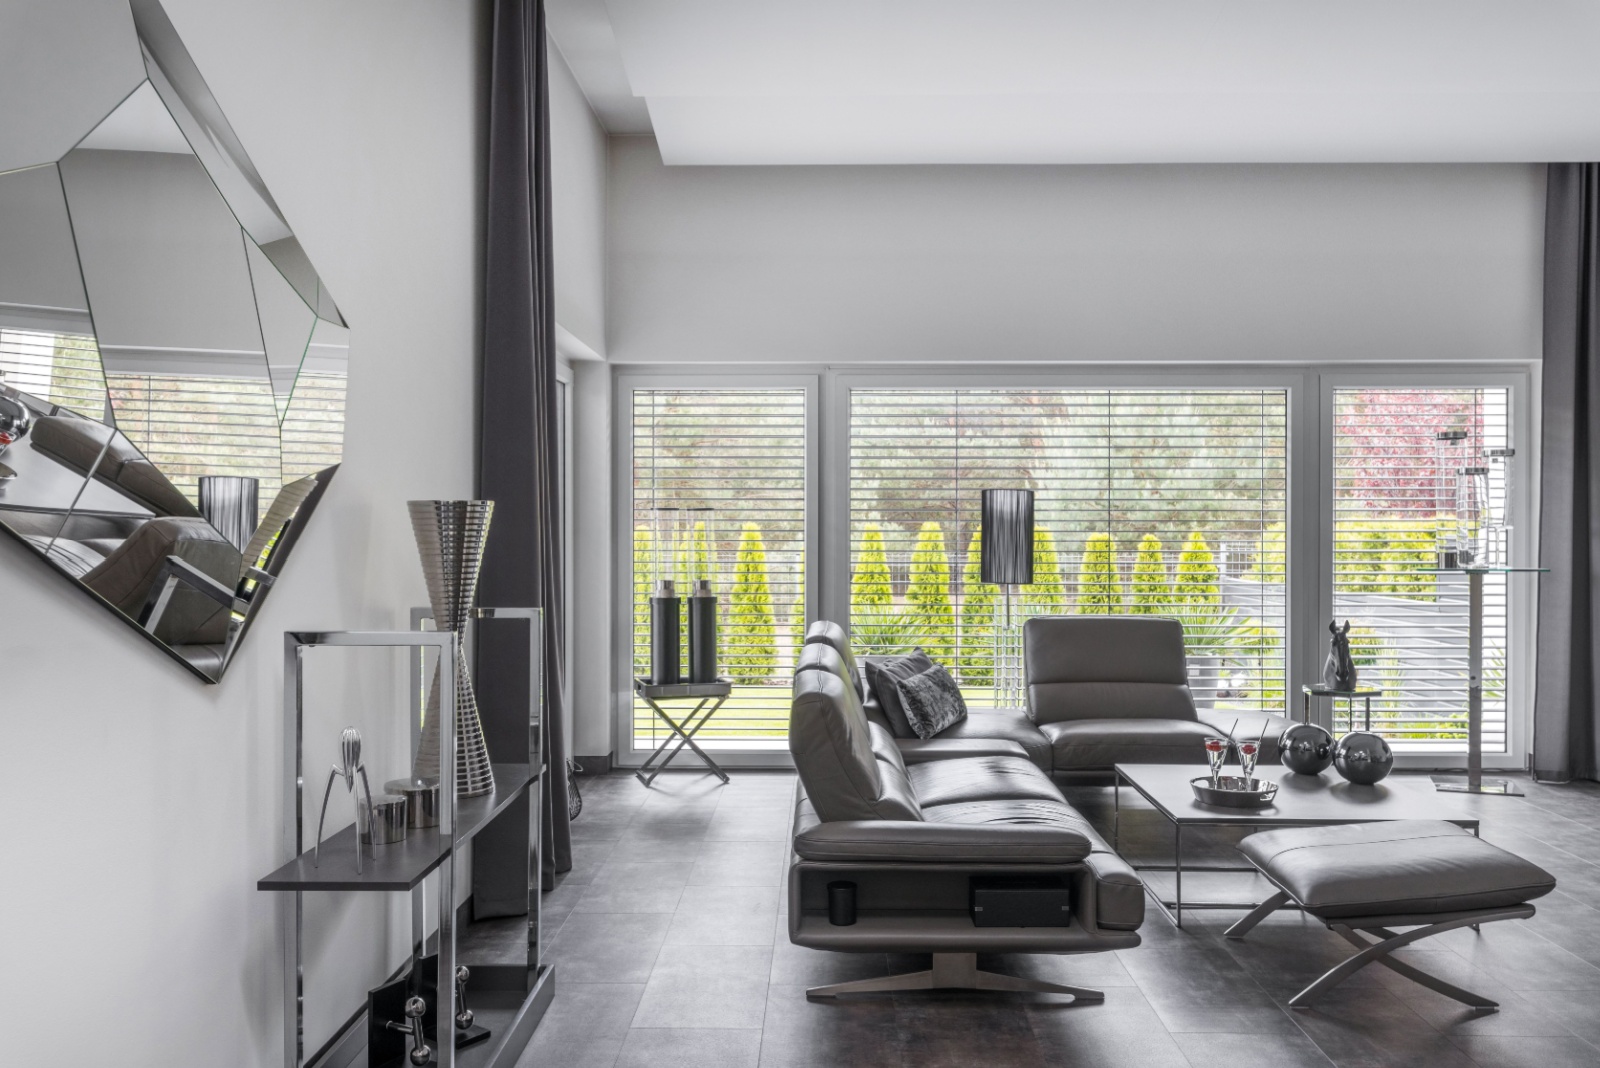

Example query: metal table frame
[1301,684,1383,733]
[1423,567,1547,797]
[633,677,732,787]
[1113,767,1479,929]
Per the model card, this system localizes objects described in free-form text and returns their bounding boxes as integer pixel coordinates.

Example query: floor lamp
[981,489,1034,707]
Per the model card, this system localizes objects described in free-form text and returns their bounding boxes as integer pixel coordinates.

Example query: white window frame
[611,369,821,767]
[608,363,1535,771]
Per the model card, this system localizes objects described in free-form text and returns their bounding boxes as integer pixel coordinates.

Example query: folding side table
[634,677,732,787]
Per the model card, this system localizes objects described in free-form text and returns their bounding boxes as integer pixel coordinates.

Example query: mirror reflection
[0,0,344,680]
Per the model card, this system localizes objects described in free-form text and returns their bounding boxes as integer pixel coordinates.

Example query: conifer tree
[1130,533,1170,613]
[1176,531,1221,607]
[633,525,653,673]
[727,522,777,682]
[959,529,996,684]
[1076,532,1123,613]
[906,520,954,660]
[1023,527,1067,614]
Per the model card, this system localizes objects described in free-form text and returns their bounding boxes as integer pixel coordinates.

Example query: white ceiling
[549,0,1600,164]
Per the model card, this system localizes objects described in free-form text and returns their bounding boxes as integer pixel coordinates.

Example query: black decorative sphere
[1333,731,1394,785]
[1279,722,1335,776]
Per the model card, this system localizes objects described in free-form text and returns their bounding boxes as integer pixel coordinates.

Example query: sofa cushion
[794,807,1092,864]
[933,707,1053,772]
[1239,820,1557,919]
[896,737,1030,763]
[895,662,968,739]
[1025,615,1199,725]
[804,620,865,700]
[1041,717,1218,769]
[790,667,910,823]
[863,651,934,737]
[907,754,1062,807]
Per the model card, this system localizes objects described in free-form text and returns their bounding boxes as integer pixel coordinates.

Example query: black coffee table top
[1114,763,1479,829]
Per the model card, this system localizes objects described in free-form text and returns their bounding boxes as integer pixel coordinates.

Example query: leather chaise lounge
[803,615,1292,780]
[786,641,1144,999]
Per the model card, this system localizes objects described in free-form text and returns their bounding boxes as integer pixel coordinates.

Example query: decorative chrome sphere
[0,391,32,447]
[1333,731,1394,785]
[1279,722,1335,776]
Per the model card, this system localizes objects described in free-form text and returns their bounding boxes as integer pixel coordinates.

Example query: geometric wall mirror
[0,0,344,680]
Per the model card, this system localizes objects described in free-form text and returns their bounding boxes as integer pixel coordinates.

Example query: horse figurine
[1322,620,1358,691]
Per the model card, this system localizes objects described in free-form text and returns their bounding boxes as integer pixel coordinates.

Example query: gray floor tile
[615,1027,763,1068]
[514,982,643,1068]
[632,944,775,1029]
[690,840,788,886]
[1174,1030,1335,1068]
[1025,986,1192,1068]
[667,885,782,946]
[573,860,695,914]
[758,983,905,1068]
[894,992,1047,1068]
[546,912,671,984]
[1451,1035,1600,1068]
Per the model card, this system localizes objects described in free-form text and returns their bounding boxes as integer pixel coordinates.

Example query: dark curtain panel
[475,0,571,909]
[1535,163,1600,783]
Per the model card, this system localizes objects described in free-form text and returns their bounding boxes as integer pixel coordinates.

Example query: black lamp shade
[980,489,1034,586]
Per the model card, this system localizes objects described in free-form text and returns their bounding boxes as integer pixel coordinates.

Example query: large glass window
[1332,387,1511,751]
[631,388,807,749]
[848,389,1289,714]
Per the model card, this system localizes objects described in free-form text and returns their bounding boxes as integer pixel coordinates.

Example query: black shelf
[257,764,537,893]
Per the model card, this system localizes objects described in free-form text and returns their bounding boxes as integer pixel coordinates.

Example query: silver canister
[385,777,441,828]
[362,794,409,844]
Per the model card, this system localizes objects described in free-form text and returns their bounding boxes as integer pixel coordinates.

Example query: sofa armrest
[895,738,1029,764]
[794,819,1092,864]
[1084,850,1144,931]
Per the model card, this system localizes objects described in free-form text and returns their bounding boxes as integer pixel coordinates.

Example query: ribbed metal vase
[408,499,496,798]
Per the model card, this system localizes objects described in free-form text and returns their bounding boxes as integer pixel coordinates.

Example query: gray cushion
[80,517,238,644]
[896,737,1030,763]
[794,808,1092,864]
[1239,820,1557,919]
[895,662,968,739]
[933,707,1053,771]
[788,667,919,823]
[804,620,865,700]
[1041,717,1218,769]
[907,755,1062,807]
[1025,615,1199,725]
[863,651,934,737]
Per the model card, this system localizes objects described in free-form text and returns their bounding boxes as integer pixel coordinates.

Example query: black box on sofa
[969,876,1073,927]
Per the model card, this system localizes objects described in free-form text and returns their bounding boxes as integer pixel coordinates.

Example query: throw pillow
[863,650,935,737]
[894,663,969,740]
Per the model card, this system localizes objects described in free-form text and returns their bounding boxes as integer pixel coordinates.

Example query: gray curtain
[475,0,571,908]
[1534,163,1600,782]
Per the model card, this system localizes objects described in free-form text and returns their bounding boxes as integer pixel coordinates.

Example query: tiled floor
[517,769,1600,1068]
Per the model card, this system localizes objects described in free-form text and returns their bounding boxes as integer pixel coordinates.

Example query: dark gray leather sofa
[804,616,1291,781]
[786,641,1143,999]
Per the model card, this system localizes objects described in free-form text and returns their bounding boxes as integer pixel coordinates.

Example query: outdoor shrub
[906,521,954,660]
[727,522,777,683]
[1130,533,1170,613]
[1023,527,1067,614]
[958,529,996,683]
[1077,532,1123,613]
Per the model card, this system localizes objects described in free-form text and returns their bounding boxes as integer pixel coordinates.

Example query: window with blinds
[848,389,1289,714]
[0,328,108,418]
[631,389,807,749]
[1332,388,1511,751]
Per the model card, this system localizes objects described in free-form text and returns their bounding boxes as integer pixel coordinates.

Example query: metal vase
[408,500,496,798]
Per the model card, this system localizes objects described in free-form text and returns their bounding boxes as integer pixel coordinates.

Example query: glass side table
[1301,685,1384,732]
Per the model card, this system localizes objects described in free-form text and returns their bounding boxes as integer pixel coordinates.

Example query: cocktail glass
[1204,737,1228,785]
[1238,739,1261,784]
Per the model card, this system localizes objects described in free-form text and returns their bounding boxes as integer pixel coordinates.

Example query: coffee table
[1113,763,1479,928]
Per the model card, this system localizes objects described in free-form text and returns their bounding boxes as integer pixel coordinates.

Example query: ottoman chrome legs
[806,953,1105,1002]
[1227,897,1536,1013]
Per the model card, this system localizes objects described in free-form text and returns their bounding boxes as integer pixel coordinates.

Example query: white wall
[0,2,487,1065]
[608,139,1546,365]
[550,41,607,360]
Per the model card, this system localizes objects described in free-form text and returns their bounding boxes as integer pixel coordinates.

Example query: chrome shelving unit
[260,614,551,1068]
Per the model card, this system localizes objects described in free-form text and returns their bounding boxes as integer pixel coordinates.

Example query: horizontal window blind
[0,328,108,418]
[281,371,348,480]
[631,389,807,749]
[849,389,1288,715]
[1332,388,1510,751]
[109,374,284,503]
